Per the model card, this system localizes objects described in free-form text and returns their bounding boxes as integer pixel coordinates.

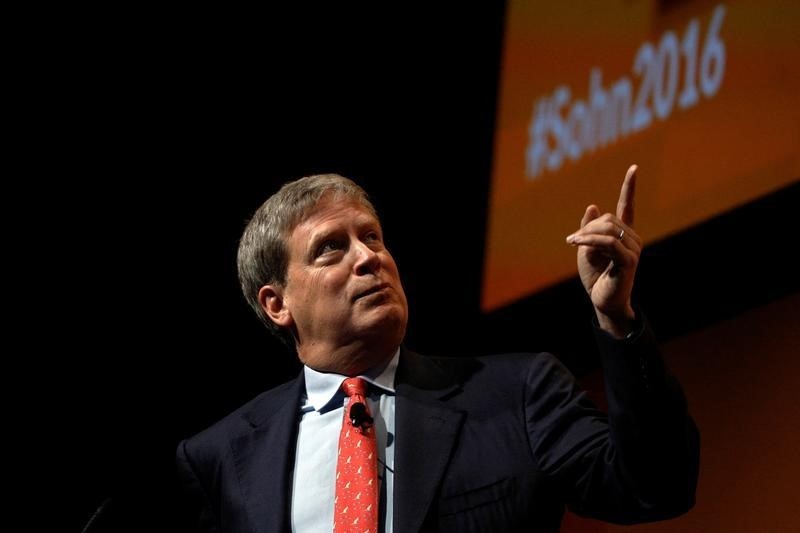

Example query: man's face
[272,196,408,373]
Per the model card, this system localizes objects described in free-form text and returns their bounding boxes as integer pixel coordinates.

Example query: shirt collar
[302,348,399,413]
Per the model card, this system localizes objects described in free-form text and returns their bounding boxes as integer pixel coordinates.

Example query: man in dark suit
[176,167,699,532]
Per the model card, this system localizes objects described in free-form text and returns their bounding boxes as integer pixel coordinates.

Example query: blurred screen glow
[483,0,799,311]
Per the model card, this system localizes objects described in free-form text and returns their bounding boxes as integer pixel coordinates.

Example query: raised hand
[566,164,642,338]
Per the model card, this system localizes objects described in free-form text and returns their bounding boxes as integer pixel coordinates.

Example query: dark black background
[31,4,795,531]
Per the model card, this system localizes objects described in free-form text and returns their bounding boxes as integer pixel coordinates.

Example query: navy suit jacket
[177,324,699,532]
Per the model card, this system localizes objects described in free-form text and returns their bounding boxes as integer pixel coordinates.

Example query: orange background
[483,0,800,311]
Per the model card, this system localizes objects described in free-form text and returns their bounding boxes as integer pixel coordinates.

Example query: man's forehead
[291,197,380,237]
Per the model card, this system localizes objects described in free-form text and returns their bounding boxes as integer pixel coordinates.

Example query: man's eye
[318,240,342,255]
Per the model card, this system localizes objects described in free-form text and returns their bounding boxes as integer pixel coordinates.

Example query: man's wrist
[595,306,637,339]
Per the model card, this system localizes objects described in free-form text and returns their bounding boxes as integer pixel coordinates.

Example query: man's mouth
[354,283,389,301]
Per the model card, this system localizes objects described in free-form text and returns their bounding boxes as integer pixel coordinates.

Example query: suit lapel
[230,374,304,533]
[393,349,465,533]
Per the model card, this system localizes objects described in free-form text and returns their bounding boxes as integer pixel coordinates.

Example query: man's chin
[356,305,407,342]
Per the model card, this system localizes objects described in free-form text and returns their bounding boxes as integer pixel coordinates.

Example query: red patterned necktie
[334,377,379,533]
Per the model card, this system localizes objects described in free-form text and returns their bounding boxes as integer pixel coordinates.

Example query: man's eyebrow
[303,217,383,257]
[305,227,339,257]
[357,216,382,234]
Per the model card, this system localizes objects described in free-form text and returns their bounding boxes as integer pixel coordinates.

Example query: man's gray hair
[237,173,377,346]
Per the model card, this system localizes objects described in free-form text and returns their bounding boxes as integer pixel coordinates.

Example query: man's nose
[353,241,380,275]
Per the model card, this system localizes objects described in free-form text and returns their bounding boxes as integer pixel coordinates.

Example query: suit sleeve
[524,315,700,524]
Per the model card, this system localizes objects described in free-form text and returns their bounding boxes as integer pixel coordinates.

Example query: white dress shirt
[290,349,399,533]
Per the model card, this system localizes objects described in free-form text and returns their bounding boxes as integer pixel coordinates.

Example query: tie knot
[341,377,368,398]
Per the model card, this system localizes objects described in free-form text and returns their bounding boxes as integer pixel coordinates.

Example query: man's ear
[258,284,294,328]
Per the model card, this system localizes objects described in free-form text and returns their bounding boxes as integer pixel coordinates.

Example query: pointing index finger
[616,164,637,225]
